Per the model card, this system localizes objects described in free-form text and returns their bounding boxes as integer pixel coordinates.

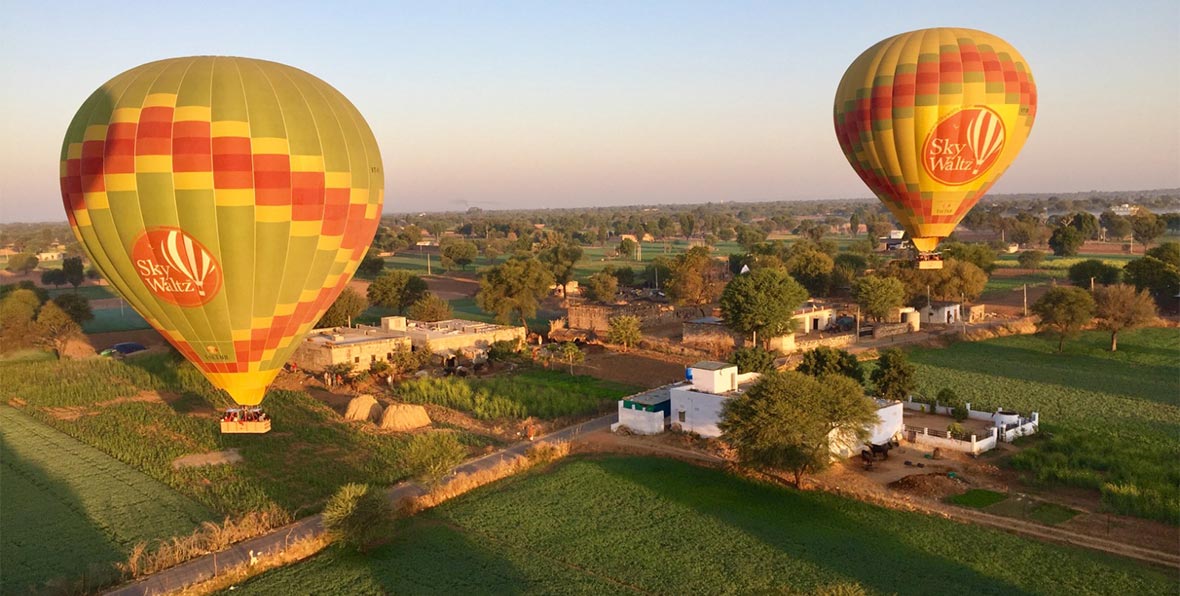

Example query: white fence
[904,398,1040,443]
[903,425,998,455]
[612,404,665,435]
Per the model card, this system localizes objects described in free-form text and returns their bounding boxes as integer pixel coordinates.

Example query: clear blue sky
[2,0,1177,222]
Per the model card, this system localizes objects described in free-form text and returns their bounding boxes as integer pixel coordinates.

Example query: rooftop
[691,360,733,371]
[624,387,673,406]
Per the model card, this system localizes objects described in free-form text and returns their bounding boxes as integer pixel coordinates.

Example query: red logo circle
[922,106,1006,186]
[131,227,223,307]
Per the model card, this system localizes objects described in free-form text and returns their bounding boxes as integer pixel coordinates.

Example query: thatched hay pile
[344,394,383,423]
[378,404,431,431]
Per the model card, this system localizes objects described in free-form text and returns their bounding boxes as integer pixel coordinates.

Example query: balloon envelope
[834,28,1036,252]
[60,56,383,405]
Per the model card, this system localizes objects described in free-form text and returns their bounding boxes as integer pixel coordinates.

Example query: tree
[1130,210,1166,252]
[852,276,905,322]
[321,483,393,553]
[34,301,81,358]
[1067,259,1121,288]
[367,270,428,313]
[719,371,877,486]
[881,258,987,305]
[849,212,861,237]
[476,257,554,329]
[538,242,583,293]
[584,271,619,303]
[939,242,996,273]
[1123,256,1180,313]
[1031,286,1096,352]
[870,349,915,401]
[611,265,636,287]
[319,287,368,328]
[1048,226,1084,257]
[719,268,808,347]
[1093,284,1157,352]
[728,346,779,374]
[61,256,85,289]
[1064,211,1100,240]
[617,238,638,260]
[40,269,66,288]
[51,293,93,325]
[0,289,41,353]
[785,246,834,297]
[797,346,864,385]
[794,220,826,242]
[546,341,584,374]
[1017,250,1046,270]
[6,253,38,274]
[1146,242,1180,267]
[356,250,386,278]
[606,315,641,351]
[666,246,722,305]
[735,225,768,251]
[439,238,478,271]
[402,432,466,487]
[1100,210,1132,240]
[407,292,452,322]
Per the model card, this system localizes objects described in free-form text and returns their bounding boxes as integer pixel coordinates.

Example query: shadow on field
[0,424,123,595]
[601,457,1027,595]
[911,339,1178,407]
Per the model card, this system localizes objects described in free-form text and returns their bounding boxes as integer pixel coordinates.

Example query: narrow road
[105,414,616,596]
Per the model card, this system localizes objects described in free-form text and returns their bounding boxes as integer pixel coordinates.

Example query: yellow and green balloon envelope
[60,57,383,407]
[834,28,1036,260]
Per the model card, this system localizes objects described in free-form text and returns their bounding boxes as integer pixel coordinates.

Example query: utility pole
[426,253,432,275]
[855,305,861,344]
[1023,284,1028,317]
[1090,277,1095,292]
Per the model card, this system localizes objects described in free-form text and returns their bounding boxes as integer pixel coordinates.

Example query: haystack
[344,394,383,423]
[379,404,431,431]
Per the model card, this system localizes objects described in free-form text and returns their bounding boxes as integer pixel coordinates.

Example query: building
[291,316,525,371]
[670,362,761,437]
[611,386,672,435]
[920,301,961,325]
[828,399,904,458]
[681,302,838,352]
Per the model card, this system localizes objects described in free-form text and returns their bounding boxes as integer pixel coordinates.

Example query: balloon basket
[916,252,943,270]
[220,407,271,434]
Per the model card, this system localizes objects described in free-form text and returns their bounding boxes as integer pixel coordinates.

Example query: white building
[829,399,904,458]
[920,301,961,325]
[670,362,761,437]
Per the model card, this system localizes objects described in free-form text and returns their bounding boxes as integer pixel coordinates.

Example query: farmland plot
[907,327,1180,523]
[393,369,635,420]
[234,457,1172,595]
[1,406,212,594]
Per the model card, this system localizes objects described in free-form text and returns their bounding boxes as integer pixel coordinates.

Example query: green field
[0,354,418,516]
[1,406,213,594]
[82,306,151,334]
[46,285,116,300]
[907,327,1180,523]
[234,457,1172,595]
[393,369,636,420]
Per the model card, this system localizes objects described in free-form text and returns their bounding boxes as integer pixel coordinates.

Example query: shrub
[402,433,466,487]
[321,483,393,553]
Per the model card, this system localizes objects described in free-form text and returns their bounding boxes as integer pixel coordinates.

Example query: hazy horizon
[3,1,1178,223]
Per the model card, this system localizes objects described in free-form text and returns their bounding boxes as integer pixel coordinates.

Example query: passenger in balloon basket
[914,251,943,270]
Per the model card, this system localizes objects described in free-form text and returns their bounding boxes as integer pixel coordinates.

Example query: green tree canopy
[852,276,905,322]
[784,245,834,297]
[1031,286,1096,352]
[1130,210,1166,251]
[61,256,85,289]
[939,242,997,273]
[538,242,584,290]
[617,238,638,260]
[1048,226,1084,257]
[476,257,554,328]
[1017,250,1045,270]
[367,270,428,313]
[1066,259,1121,287]
[356,249,386,278]
[439,238,479,271]
[727,346,779,374]
[719,371,878,486]
[584,271,619,303]
[719,268,808,347]
[606,315,641,351]
[34,301,81,358]
[407,292,453,322]
[797,346,864,385]
[1093,284,1157,352]
[319,287,368,328]
[666,246,722,305]
[321,483,393,553]
[51,293,93,325]
[870,348,915,401]
[1123,256,1180,311]
[5,253,38,274]
[40,268,66,288]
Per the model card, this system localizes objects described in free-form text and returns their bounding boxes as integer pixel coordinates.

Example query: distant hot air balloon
[60,57,383,431]
[834,28,1036,268]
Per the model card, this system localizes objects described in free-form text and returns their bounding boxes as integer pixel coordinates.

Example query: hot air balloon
[834,28,1036,269]
[60,57,383,432]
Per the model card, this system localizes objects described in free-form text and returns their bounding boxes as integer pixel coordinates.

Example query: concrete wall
[409,326,525,354]
[682,322,738,350]
[670,387,728,438]
[291,335,412,371]
[829,401,904,458]
[905,425,998,455]
[690,365,737,394]
[793,332,855,352]
[613,404,666,435]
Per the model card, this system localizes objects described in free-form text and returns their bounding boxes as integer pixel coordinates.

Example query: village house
[681,301,840,353]
[291,316,525,371]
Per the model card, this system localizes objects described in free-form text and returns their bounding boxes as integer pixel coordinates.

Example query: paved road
[105,414,616,596]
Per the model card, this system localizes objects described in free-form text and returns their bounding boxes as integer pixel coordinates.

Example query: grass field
[946,489,1008,509]
[1,406,213,594]
[907,327,1180,523]
[393,369,636,421]
[0,354,418,516]
[46,285,117,300]
[82,306,151,334]
[234,456,1173,595]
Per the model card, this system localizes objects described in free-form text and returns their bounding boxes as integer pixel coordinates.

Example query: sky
[2,0,1177,222]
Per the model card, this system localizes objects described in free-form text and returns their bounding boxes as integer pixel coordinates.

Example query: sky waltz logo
[922,107,1006,186]
[131,227,223,307]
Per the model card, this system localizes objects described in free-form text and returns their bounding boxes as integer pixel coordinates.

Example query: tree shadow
[1,420,124,594]
[595,456,1037,595]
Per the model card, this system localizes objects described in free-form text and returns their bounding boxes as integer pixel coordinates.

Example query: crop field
[393,369,636,420]
[906,327,1180,523]
[0,354,419,515]
[1,406,212,594]
[234,456,1172,595]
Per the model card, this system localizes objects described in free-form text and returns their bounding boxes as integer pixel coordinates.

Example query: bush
[937,388,968,421]
[728,346,778,374]
[402,433,466,487]
[488,339,523,362]
[321,483,393,552]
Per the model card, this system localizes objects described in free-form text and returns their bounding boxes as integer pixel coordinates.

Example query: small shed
[920,301,961,325]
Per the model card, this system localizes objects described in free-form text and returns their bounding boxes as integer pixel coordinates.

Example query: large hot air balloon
[60,57,383,431]
[834,28,1036,268]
